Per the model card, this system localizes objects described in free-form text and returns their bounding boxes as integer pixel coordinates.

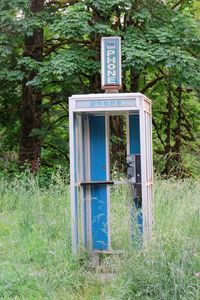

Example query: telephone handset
[126,154,141,198]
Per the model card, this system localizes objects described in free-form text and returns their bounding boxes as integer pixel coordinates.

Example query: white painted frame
[69,107,78,253]
[83,116,92,250]
[69,93,153,253]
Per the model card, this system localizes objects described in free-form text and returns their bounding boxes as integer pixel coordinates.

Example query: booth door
[89,116,110,251]
[128,114,143,233]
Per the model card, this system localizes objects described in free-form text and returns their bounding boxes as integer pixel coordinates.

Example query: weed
[0,175,199,299]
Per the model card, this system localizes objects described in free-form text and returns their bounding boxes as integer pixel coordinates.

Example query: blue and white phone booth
[69,93,153,253]
[69,37,153,254]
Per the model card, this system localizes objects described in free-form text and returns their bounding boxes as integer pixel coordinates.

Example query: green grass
[0,174,199,299]
[110,179,200,300]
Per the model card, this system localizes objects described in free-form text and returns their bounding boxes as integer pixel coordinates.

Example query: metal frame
[69,93,153,253]
[105,114,111,250]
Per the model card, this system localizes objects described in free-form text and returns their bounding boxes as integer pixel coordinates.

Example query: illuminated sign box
[101,37,122,90]
[76,99,136,109]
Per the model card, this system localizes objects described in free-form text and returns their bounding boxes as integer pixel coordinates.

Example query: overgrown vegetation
[0,1,199,299]
[0,174,199,299]
[0,0,200,176]
[111,179,200,300]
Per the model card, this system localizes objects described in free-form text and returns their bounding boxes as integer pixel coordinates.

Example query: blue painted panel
[89,116,108,250]
[82,118,87,246]
[74,117,78,247]
[90,116,106,181]
[134,198,143,233]
[129,115,140,154]
[129,114,143,234]
[91,185,108,250]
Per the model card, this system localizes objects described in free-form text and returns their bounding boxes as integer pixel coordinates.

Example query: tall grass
[0,174,199,299]
[0,173,89,299]
[109,179,200,300]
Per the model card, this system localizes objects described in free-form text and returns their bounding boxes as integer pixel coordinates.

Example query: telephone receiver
[126,154,141,199]
[126,154,141,183]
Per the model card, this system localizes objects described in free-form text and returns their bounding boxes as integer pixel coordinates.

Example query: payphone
[127,154,142,234]
[127,154,141,194]
[69,37,153,254]
[69,93,153,253]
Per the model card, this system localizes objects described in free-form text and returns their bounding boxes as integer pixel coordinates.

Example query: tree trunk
[173,86,182,164]
[19,0,44,172]
[110,115,126,173]
[163,78,173,175]
[130,67,140,92]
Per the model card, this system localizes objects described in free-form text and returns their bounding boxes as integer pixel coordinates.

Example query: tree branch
[152,117,166,148]
[47,115,67,130]
[43,39,91,57]
[46,0,80,8]
[141,76,164,93]
[171,0,185,10]
[42,142,67,157]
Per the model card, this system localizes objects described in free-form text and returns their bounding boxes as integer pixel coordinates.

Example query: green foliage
[0,0,200,176]
[49,4,92,39]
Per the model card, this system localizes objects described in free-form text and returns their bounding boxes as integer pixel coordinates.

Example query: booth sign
[101,37,121,90]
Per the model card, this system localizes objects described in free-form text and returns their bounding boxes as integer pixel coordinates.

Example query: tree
[0,0,200,176]
[19,0,44,172]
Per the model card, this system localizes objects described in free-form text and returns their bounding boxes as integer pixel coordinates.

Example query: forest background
[0,0,200,178]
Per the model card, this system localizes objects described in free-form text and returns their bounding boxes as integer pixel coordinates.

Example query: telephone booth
[69,92,153,254]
